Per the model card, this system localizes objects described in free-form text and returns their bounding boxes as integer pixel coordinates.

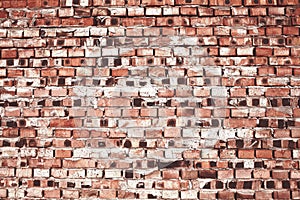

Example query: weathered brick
[0,0,298,198]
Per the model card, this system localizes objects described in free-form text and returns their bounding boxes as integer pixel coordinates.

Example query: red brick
[238,149,255,158]
[274,150,291,158]
[111,68,128,77]
[44,189,61,198]
[163,170,180,179]
[181,170,198,179]
[283,27,299,35]
[55,150,72,158]
[0,0,299,197]
[265,88,290,97]
[63,159,96,168]
[27,0,42,7]
[256,150,273,158]
[1,49,17,58]
[180,7,197,15]
[266,27,282,35]
[250,8,267,16]
[255,48,273,56]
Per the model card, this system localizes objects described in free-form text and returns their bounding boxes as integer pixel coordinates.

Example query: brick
[265,88,290,97]
[255,47,272,56]
[238,150,255,158]
[44,190,60,198]
[1,49,17,58]
[0,0,298,198]
[218,170,234,179]
[55,150,72,158]
[256,150,273,158]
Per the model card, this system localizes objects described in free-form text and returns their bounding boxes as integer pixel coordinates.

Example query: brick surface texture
[0,0,300,199]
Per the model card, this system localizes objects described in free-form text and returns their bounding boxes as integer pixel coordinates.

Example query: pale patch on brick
[34,169,50,177]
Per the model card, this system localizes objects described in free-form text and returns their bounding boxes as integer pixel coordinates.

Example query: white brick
[201,129,219,139]
[90,149,110,158]
[109,8,127,16]
[146,7,162,15]
[16,189,25,199]
[16,169,32,177]
[182,128,200,137]
[182,37,199,45]
[74,28,89,37]
[0,168,14,176]
[0,68,6,77]
[127,128,144,137]
[163,7,180,15]
[73,148,91,158]
[85,47,101,57]
[76,67,93,76]
[8,29,23,38]
[128,7,144,16]
[108,27,125,36]
[87,169,103,178]
[80,0,89,6]
[52,49,67,57]
[128,149,146,158]
[20,148,36,157]
[105,169,122,178]
[68,169,85,178]
[65,0,72,6]
[51,169,68,178]
[162,190,179,199]
[34,169,50,177]
[237,47,254,56]
[119,119,151,128]
[140,86,157,97]
[191,46,207,56]
[102,48,118,56]
[181,190,198,199]
[164,149,184,159]
[211,87,228,97]
[37,148,53,157]
[201,149,218,158]
[24,29,39,37]
[90,27,107,36]
[58,8,74,17]
[236,129,254,138]
[244,160,254,168]
[173,47,190,56]
[204,67,222,76]
[219,129,235,139]
[26,188,43,198]
[241,66,257,76]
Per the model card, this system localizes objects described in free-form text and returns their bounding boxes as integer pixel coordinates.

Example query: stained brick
[0,0,298,198]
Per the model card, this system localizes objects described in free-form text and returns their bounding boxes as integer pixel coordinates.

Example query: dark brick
[282,181,290,189]
[252,99,259,106]
[33,180,40,187]
[167,119,176,127]
[243,181,252,189]
[200,170,217,179]
[273,140,281,147]
[270,99,277,107]
[123,140,132,148]
[64,140,71,147]
[133,98,144,107]
[267,181,275,188]
[258,119,269,127]
[282,98,290,106]
[125,170,133,178]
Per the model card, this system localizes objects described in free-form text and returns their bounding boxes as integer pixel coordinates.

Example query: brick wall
[0,0,300,199]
